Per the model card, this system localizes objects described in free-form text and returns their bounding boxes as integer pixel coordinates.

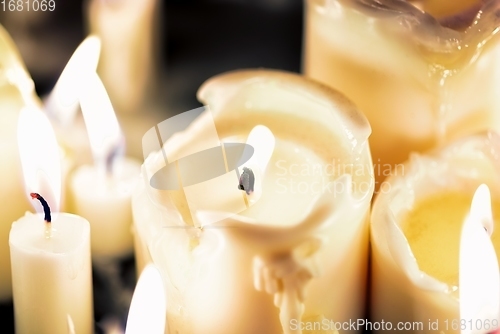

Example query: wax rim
[371,131,500,293]
[141,69,375,230]
[311,0,500,56]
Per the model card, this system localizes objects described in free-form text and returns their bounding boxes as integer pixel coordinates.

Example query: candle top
[371,131,500,294]
[141,69,374,243]
[402,191,500,296]
[9,212,90,254]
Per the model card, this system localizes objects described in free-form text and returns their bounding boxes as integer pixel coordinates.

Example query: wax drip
[252,238,322,334]
[30,193,51,223]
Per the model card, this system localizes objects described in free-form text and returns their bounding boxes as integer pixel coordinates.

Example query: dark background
[0,0,305,332]
[0,0,304,113]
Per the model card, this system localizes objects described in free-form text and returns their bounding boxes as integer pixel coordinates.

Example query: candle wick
[29,193,51,223]
[104,136,125,176]
[238,167,255,195]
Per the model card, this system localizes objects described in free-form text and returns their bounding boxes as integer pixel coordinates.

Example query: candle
[370,131,500,333]
[303,0,500,189]
[85,0,165,161]
[69,72,140,259]
[44,35,101,169]
[125,264,166,334]
[86,0,159,115]
[459,184,500,334]
[10,106,93,334]
[0,24,42,301]
[133,69,374,333]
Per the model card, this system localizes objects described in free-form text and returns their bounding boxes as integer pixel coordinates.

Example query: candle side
[9,212,94,334]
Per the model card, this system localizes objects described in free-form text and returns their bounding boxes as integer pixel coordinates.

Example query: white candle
[125,264,166,334]
[459,184,500,334]
[370,131,500,333]
[69,72,140,259]
[134,69,374,334]
[86,0,159,115]
[10,212,93,334]
[303,0,500,189]
[10,106,93,334]
[0,24,42,301]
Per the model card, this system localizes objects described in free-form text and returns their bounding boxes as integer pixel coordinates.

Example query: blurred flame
[79,72,123,171]
[17,106,62,215]
[125,264,166,334]
[241,125,275,204]
[459,184,500,334]
[45,35,101,125]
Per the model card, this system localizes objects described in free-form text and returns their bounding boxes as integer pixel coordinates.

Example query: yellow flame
[45,35,101,125]
[459,184,500,333]
[79,72,122,168]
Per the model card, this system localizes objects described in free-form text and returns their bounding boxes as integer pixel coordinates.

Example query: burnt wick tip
[30,192,51,223]
[238,167,255,195]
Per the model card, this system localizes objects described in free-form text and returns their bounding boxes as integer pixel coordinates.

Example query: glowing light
[459,184,500,334]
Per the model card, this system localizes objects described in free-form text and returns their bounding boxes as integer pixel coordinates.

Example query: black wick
[30,193,51,223]
[238,167,255,195]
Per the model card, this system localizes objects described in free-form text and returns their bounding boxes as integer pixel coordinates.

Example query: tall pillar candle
[0,24,42,301]
[303,0,500,188]
[133,69,374,334]
[370,131,500,333]
[86,0,164,160]
[86,0,159,116]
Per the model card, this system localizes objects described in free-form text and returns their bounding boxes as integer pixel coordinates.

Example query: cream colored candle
[0,24,42,301]
[86,0,159,115]
[11,106,93,334]
[133,69,374,334]
[371,131,500,333]
[69,72,140,259]
[10,212,93,334]
[303,0,500,188]
[86,0,164,160]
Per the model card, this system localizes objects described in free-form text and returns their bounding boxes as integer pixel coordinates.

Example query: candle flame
[125,264,166,334]
[79,72,124,173]
[240,125,275,203]
[459,184,500,334]
[17,106,62,215]
[45,35,101,125]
